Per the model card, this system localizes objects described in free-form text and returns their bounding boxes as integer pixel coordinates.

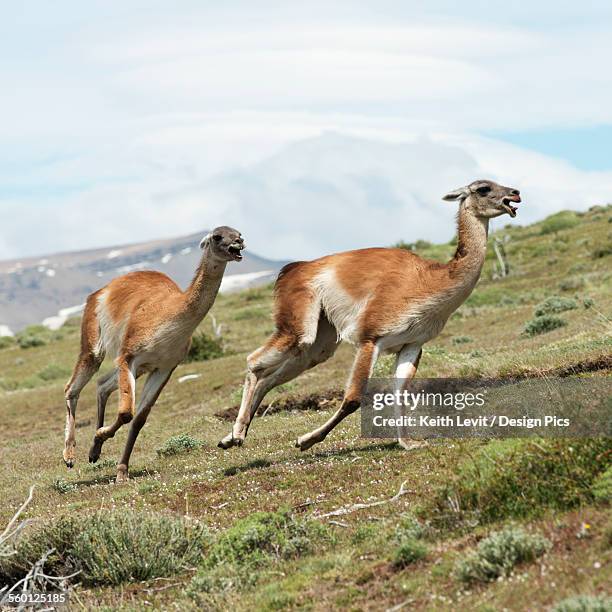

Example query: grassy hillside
[0,206,610,610]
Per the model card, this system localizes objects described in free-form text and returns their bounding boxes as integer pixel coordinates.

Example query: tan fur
[63,227,244,480]
[219,180,521,451]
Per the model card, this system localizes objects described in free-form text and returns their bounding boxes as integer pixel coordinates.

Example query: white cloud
[3,132,609,262]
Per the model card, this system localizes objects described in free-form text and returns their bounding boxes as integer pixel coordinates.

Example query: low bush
[454,527,549,584]
[393,539,427,568]
[16,334,47,349]
[391,514,428,568]
[591,465,612,503]
[523,314,567,336]
[559,277,585,292]
[185,332,223,362]
[37,363,71,382]
[15,325,53,349]
[452,336,473,345]
[0,336,15,350]
[85,458,117,472]
[393,239,432,251]
[156,433,203,457]
[189,511,330,597]
[534,296,578,316]
[539,211,580,235]
[51,479,78,494]
[0,511,209,586]
[430,439,611,526]
[552,595,612,612]
[205,510,325,569]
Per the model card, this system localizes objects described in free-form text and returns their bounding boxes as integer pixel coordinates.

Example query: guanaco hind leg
[219,315,339,449]
[63,354,101,467]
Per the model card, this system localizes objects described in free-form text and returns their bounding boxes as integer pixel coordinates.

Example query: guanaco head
[442,180,521,219]
[200,226,245,262]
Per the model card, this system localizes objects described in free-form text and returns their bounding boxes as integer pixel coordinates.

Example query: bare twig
[314,480,412,519]
[0,487,80,610]
[328,520,349,527]
[0,486,35,543]
[260,400,276,418]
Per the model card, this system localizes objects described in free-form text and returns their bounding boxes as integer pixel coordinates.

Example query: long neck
[183,252,227,321]
[448,203,489,282]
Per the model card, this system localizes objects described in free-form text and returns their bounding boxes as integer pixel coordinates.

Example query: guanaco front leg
[393,343,426,450]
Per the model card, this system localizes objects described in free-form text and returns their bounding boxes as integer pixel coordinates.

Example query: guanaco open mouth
[501,195,521,218]
[228,244,244,261]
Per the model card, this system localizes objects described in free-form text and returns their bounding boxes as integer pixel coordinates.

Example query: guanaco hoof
[115,466,129,483]
[295,436,319,452]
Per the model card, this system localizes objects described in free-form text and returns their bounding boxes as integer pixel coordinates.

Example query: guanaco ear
[442,186,469,202]
[199,233,212,249]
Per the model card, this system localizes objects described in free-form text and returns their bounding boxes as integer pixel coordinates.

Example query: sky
[1,1,611,261]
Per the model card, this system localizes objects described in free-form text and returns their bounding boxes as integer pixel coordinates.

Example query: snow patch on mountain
[220,270,275,293]
[0,324,13,337]
[42,304,85,330]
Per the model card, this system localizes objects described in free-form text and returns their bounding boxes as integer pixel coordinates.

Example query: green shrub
[15,324,53,349]
[189,511,329,596]
[591,465,612,503]
[85,458,117,472]
[0,511,209,586]
[455,527,549,584]
[37,363,71,382]
[452,336,473,345]
[51,479,78,494]
[523,314,567,336]
[393,539,427,568]
[0,336,15,350]
[16,334,47,349]
[156,433,203,457]
[394,514,425,541]
[539,211,580,235]
[534,296,578,316]
[185,332,223,362]
[393,239,432,251]
[430,439,611,526]
[552,595,612,612]
[559,277,585,292]
[351,523,379,545]
[205,511,325,568]
[392,514,427,568]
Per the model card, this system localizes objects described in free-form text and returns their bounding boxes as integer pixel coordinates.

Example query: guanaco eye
[476,185,491,195]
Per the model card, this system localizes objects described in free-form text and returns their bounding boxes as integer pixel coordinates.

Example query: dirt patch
[544,354,612,377]
[214,389,343,421]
